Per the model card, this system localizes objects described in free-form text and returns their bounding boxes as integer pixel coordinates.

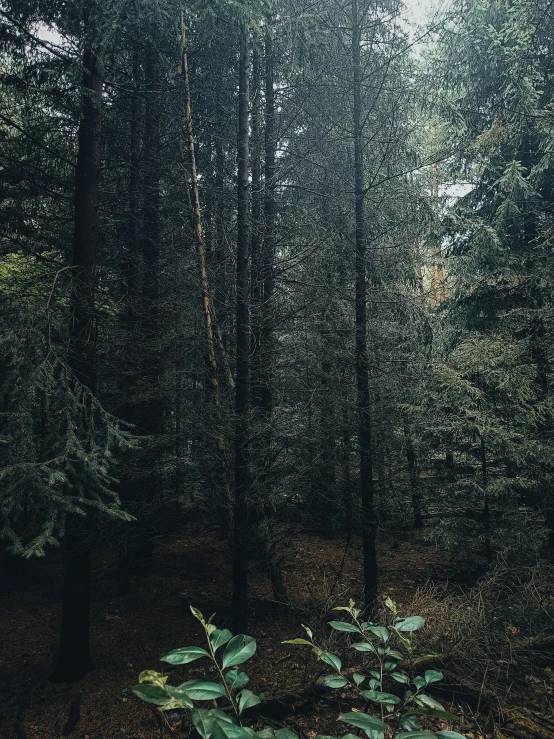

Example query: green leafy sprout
[282,598,467,739]
[131,601,466,739]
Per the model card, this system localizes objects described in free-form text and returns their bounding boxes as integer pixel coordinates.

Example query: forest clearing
[2,0,554,736]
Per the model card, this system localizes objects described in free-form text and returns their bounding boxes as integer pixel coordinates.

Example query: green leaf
[131,684,168,706]
[353,673,365,686]
[159,698,189,711]
[180,680,227,700]
[323,675,348,688]
[139,670,168,687]
[192,709,216,739]
[211,710,238,725]
[237,689,263,714]
[283,638,312,645]
[367,626,389,643]
[225,670,249,688]
[160,646,210,664]
[413,676,426,689]
[192,709,252,739]
[415,694,445,711]
[275,730,298,739]
[256,731,276,739]
[341,734,360,739]
[191,606,205,623]
[389,672,409,684]
[360,622,375,630]
[400,716,421,732]
[360,690,401,705]
[394,732,435,739]
[212,719,253,739]
[328,621,360,633]
[435,733,466,739]
[211,629,233,651]
[410,653,440,667]
[321,652,342,671]
[352,642,375,652]
[424,669,443,684]
[395,616,425,632]
[339,712,386,738]
[388,650,404,661]
[222,635,257,668]
[166,685,194,708]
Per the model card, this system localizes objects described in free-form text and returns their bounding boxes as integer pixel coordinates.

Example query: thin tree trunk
[480,435,492,563]
[132,37,162,573]
[250,42,262,409]
[343,398,353,534]
[181,22,233,524]
[116,42,142,597]
[260,25,287,603]
[182,22,219,398]
[233,22,250,634]
[52,21,102,682]
[352,0,378,609]
[404,424,423,529]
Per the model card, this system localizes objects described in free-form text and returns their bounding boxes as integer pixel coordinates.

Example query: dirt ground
[0,527,543,739]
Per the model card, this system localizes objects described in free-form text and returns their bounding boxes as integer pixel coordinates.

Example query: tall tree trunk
[343,397,353,534]
[233,22,250,633]
[250,41,262,398]
[140,39,162,440]
[480,434,492,564]
[261,25,287,603]
[116,42,142,597]
[117,38,162,590]
[352,0,378,609]
[181,21,233,529]
[404,424,423,529]
[52,21,102,682]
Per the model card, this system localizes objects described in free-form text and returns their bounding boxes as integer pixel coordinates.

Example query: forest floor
[1,527,553,739]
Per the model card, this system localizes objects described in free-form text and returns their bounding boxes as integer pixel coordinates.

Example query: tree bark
[232,22,250,634]
[352,0,378,609]
[480,434,492,564]
[52,22,102,681]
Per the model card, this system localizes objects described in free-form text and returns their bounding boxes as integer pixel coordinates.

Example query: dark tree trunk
[233,22,250,634]
[116,38,162,593]
[480,435,492,564]
[52,28,102,681]
[116,41,142,598]
[343,399,353,534]
[139,39,162,439]
[352,0,378,609]
[404,425,423,529]
[52,529,94,682]
[261,25,287,603]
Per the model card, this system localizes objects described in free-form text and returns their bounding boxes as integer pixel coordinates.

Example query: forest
[1,0,554,736]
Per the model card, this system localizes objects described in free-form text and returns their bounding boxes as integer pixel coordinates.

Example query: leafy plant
[283,598,466,739]
[132,606,295,739]
[132,602,466,739]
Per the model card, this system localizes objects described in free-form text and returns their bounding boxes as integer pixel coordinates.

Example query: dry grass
[403,560,554,703]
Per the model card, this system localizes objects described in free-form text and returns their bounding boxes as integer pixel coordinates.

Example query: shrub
[131,602,466,739]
